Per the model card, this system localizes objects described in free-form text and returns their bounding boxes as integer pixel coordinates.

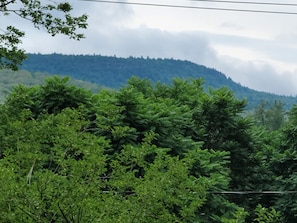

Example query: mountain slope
[20,53,296,110]
[0,69,102,103]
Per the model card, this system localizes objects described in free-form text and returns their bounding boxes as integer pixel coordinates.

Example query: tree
[252,100,286,131]
[0,77,250,222]
[2,76,291,222]
[266,105,297,222]
[253,204,283,223]
[0,0,88,70]
[0,95,235,222]
[4,76,93,119]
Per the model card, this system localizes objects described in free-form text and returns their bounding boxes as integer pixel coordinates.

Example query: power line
[212,191,297,195]
[81,0,297,15]
[103,190,297,195]
[188,0,297,7]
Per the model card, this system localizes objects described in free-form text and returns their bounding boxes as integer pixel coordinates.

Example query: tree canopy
[0,76,293,222]
[0,0,88,70]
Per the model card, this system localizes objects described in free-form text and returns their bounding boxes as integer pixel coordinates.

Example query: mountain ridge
[20,53,296,110]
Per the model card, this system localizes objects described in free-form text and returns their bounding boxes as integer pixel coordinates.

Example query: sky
[2,0,297,96]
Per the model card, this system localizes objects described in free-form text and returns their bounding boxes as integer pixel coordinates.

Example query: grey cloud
[220,22,243,31]
[214,55,297,96]
[72,0,134,27]
[82,25,217,64]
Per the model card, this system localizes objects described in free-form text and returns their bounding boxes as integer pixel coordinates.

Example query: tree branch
[0,0,15,9]
[58,203,71,223]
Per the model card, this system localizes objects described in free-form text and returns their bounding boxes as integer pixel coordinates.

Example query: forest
[0,75,295,222]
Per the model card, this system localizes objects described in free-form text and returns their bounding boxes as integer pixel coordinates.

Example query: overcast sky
[2,0,297,95]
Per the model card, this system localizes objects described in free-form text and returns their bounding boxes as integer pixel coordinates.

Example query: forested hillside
[0,76,296,222]
[21,53,297,110]
[0,69,102,103]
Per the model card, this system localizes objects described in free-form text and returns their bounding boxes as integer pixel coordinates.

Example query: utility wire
[103,190,297,195]
[212,191,297,195]
[188,0,297,7]
[81,0,297,15]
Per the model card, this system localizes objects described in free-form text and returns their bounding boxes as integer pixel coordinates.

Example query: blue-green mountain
[20,53,296,110]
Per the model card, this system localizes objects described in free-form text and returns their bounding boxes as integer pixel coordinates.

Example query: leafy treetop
[0,0,88,70]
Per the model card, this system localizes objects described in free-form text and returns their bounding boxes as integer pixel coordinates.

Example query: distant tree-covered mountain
[21,53,297,110]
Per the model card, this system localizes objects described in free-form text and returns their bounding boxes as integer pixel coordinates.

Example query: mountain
[19,53,297,110]
[0,69,102,103]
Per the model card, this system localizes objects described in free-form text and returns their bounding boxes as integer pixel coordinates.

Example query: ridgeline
[7,53,297,109]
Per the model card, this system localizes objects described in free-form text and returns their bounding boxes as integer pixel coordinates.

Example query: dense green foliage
[252,100,287,131]
[21,53,297,110]
[0,1,87,70]
[1,76,295,222]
